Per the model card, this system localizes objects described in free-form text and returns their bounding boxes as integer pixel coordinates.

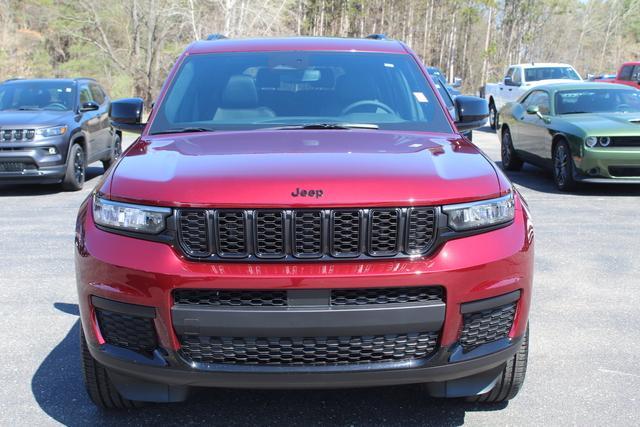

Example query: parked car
[484,63,582,130]
[426,66,462,96]
[0,78,119,190]
[498,82,640,190]
[430,73,473,140]
[588,73,616,82]
[76,36,533,409]
[596,61,640,89]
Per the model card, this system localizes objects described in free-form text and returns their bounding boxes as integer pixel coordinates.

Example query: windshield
[525,67,581,82]
[149,52,452,134]
[0,81,75,111]
[556,88,640,114]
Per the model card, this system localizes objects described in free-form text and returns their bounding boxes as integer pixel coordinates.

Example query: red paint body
[597,61,640,88]
[75,37,534,394]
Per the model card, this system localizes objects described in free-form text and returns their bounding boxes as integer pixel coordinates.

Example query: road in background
[0,129,638,426]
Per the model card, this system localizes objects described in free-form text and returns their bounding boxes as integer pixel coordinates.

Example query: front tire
[553,141,577,191]
[61,143,86,191]
[467,325,529,403]
[80,327,143,409]
[501,128,523,171]
[489,101,498,130]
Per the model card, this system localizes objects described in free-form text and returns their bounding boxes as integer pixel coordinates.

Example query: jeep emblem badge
[291,187,323,198]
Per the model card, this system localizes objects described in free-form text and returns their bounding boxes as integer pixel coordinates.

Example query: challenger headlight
[443,193,515,231]
[36,125,67,138]
[93,195,171,234]
[585,136,597,148]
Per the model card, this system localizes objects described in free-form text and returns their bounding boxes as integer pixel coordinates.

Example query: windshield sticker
[413,92,428,103]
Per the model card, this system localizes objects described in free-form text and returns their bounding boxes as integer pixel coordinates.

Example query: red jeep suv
[75,36,533,409]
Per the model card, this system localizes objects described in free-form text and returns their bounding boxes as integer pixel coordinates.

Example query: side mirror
[504,76,513,86]
[451,77,462,88]
[80,101,99,112]
[109,98,145,134]
[526,105,539,115]
[454,95,489,132]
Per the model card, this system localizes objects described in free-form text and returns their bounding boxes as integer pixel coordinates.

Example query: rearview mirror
[454,96,489,132]
[109,98,145,134]
[80,101,99,112]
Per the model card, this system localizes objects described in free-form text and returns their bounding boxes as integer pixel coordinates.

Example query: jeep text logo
[291,188,323,198]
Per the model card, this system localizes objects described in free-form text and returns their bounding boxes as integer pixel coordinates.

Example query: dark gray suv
[0,78,121,190]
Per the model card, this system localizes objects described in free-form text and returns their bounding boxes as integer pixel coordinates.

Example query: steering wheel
[341,100,395,116]
[617,104,630,112]
[44,102,67,111]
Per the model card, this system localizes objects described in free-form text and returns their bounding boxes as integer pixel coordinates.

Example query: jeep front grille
[176,207,437,261]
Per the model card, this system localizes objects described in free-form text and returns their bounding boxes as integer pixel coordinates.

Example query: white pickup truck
[484,63,582,129]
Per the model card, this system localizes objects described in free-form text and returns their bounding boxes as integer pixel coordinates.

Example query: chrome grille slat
[176,208,438,261]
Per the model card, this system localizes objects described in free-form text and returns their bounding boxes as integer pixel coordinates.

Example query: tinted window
[0,81,75,111]
[90,83,105,104]
[79,85,93,104]
[524,67,581,82]
[619,65,634,80]
[555,88,640,114]
[432,76,454,109]
[631,66,640,82]
[521,90,549,113]
[150,52,452,134]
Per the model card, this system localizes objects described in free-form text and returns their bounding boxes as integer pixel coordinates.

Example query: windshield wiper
[153,127,216,135]
[271,123,379,130]
[561,111,590,115]
[18,107,42,111]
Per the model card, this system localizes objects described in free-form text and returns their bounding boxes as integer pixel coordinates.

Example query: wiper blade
[18,107,41,111]
[153,127,216,135]
[272,123,379,130]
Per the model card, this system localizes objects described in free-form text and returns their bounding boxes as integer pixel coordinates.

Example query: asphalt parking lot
[0,128,639,426]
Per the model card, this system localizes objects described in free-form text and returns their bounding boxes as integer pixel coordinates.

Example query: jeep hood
[0,110,70,127]
[107,130,503,207]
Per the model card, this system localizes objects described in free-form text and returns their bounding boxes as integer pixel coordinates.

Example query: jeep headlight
[36,125,67,138]
[93,195,171,234]
[443,193,515,231]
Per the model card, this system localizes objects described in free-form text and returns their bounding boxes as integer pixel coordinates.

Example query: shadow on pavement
[32,303,508,427]
[0,165,104,197]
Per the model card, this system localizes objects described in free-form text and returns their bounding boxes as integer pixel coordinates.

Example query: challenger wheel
[553,141,577,191]
[62,143,86,191]
[80,327,143,409]
[501,128,523,171]
[467,325,529,403]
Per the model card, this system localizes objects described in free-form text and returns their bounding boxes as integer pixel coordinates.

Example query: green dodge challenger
[498,82,640,190]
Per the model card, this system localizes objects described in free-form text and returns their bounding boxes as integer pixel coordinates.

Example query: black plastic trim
[91,296,156,319]
[460,290,521,314]
[172,301,445,337]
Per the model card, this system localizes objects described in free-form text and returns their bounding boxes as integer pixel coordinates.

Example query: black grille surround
[179,332,439,366]
[459,302,516,352]
[176,207,438,262]
[95,309,157,355]
[608,136,640,147]
[608,166,640,177]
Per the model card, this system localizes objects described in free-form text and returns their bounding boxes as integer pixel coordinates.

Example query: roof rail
[206,33,227,41]
[366,34,390,40]
[75,77,97,82]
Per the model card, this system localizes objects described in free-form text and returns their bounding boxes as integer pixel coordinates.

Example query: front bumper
[0,137,68,183]
[575,146,640,182]
[75,195,534,399]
